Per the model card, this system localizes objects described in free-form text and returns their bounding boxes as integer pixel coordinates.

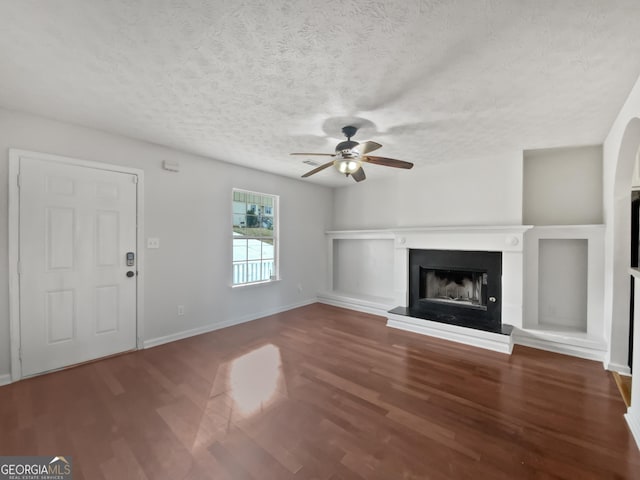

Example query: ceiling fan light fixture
[293,125,413,181]
[335,158,361,174]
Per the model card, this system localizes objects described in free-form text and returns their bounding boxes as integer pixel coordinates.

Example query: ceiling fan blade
[351,167,366,182]
[363,156,414,169]
[290,152,334,156]
[353,141,382,156]
[301,160,335,178]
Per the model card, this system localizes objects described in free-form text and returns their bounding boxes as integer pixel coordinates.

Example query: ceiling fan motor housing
[336,125,360,156]
[335,140,359,156]
[341,125,358,139]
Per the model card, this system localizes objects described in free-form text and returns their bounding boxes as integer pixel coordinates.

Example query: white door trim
[8,149,145,382]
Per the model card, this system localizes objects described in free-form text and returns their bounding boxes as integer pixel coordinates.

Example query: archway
[609,118,640,369]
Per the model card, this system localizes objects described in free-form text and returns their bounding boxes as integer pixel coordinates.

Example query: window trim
[231,188,280,287]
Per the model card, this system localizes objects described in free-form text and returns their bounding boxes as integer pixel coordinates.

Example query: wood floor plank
[1,303,639,479]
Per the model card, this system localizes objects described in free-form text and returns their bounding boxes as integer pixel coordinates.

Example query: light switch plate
[147,237,160,249]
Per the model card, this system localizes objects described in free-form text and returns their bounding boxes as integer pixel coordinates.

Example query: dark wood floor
[1,303,639,479]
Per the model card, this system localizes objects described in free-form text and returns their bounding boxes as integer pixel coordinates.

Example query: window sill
[231,278,281,289]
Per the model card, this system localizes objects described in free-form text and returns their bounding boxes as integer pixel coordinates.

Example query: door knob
[126,271,135,278]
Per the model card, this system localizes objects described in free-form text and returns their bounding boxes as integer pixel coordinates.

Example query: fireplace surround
[407,249,503,332]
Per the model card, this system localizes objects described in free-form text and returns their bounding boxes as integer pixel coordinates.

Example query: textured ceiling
[1,1,640,186]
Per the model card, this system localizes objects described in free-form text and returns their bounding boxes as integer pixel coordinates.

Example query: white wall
[523,146,603,225]
[332,152,523,230]
[0,108,333,377]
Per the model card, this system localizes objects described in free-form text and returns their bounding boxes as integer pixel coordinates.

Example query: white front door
[18,156,138,377]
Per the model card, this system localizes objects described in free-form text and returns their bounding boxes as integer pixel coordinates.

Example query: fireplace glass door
[422,268,487,310]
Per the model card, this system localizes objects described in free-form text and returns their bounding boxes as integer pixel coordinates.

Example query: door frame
[8,149,145,382]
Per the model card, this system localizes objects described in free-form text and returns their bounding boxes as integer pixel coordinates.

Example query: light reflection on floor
[189,344,288,451]
[229,343,284,416]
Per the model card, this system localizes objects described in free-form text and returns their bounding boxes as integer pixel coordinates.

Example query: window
[232,189,278,285]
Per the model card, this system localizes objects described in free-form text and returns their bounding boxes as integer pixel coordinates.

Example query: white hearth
[386,312,514,354]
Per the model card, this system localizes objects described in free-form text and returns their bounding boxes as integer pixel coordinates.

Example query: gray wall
[0,108,333,377]
[523,145,603,225]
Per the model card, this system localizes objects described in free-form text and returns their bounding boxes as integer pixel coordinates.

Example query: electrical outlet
[297,283,303,294]
[177,305,185,316]
[147,237,160,249]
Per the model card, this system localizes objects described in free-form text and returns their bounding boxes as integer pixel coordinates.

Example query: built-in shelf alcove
[520,225,606,360]
[538,238,588,332]
[332,238,395,303]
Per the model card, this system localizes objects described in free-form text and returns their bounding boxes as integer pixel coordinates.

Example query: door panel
[96,210,119,266]
[46,207,75,270]
[46,289,75,343]
[95,285,119,334]
[19,156,137,377]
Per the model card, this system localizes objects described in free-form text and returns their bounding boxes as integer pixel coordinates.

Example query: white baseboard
[143,299,317,349]
[513,335,606,362]
[386,313,513,354]
[625,410,640,451]
[512,329,607,362]
[605,362,632,375]
[317,291,393,317]
[0,374,11,387]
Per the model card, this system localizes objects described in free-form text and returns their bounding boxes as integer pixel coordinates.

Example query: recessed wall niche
[538,238,588,332]
[332,238,394,301]
[522,225,605,355]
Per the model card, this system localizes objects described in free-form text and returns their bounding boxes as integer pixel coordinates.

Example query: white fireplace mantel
[326,225,532,240]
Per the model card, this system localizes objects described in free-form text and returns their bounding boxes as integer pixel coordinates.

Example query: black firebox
[407,249,502,333]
